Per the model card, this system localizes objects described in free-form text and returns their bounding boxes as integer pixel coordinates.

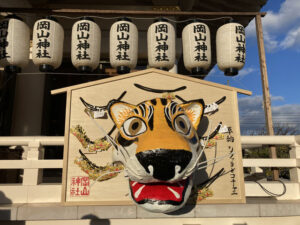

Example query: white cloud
[234,67,256,79]
[246,0,300,52]
[208,66,257,80]
[279,26,300,49]
[271,95,284,101]
[238,95,300,134]
[263,31,280,52]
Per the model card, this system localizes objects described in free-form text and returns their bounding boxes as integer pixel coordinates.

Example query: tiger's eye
[175,116,189,134]
[129,118,142,135]
[123,117,147,137]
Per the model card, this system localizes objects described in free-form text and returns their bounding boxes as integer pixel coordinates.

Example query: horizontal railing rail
[0,136,64,146]
[0,135,299,203]
[241,135,300,145]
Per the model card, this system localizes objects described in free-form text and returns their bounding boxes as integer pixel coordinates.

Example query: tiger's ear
[108,100,136,128]
[179,99,205,129]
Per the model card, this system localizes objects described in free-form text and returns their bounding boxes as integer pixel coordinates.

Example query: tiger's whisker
[197,154,232,170]
[196,152,235,169]
[119,147,128,163]
[86,111,119,152]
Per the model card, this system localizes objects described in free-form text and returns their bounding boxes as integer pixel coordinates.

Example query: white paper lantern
[147,19,175,70]
[71,17,101,72]
[216,22,246,76]
[32,17,64,72]
[182,21,211,75]
[110,18,138,74]
[0,15,30,72]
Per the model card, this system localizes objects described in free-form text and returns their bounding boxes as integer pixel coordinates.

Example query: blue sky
[206,0,300,134]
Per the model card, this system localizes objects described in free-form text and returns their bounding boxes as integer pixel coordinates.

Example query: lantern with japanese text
[147,18,175,71]
[32,16,64,72]
[182,20,211,76]
[71,17,101,73]
[0,15,30,73]
[216,22,246,76]
[110,18,138,74]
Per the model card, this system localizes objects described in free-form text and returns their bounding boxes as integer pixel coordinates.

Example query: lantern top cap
[224,18,240,24]
[79,16,95,22]
[117,17,132,22]
[4,14,23,21]
[154,17,169,23]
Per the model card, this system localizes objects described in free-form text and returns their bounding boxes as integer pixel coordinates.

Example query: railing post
[289,140,300,198]
[22,140,45,185]
[250,167,263,174]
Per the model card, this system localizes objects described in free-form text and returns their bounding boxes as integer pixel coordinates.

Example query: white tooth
[175,165,181,173]
[174,165,182,179]
[134,185,145,198]
[148,165,154,175]
[132,181,137,186]
[167,187,180,199]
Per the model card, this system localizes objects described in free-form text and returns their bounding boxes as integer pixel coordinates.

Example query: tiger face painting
[108,97,205,213]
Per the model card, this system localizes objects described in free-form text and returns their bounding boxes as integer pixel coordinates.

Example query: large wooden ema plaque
[52,69,251,208]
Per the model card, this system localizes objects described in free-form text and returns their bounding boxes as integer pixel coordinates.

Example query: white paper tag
[219,125,229,134]
[94,109,106,118]
[204,103,218,114]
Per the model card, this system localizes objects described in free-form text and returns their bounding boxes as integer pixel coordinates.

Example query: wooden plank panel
[241,136,295,145]
[245,181,299,199]
[0,185,61,204]
[0,160,63,169]
[243,159,297,167]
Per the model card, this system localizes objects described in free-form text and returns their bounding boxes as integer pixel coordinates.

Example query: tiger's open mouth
[129,178,190,205]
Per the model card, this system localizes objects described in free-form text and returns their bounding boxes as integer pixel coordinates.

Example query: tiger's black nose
[136,149,192,181]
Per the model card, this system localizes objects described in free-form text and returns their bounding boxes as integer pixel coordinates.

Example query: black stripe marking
[139,104,146,117]
[170,102,177,115]
[160,98,168,106]
[134,108,139,115]
[178,107,184,112]
[164,107,173,130]
[147,105,153,120]
[189,135,198,145]
[148,113,154,130]
[150,99,157,105]
[117,134,137,147]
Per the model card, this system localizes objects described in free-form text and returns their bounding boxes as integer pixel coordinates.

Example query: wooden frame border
[52,69,252,96]
[61,90,72,205]
[232,91,246,203]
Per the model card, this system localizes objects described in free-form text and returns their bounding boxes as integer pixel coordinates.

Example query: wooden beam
[255,14,279,181]
[0,8,266,17]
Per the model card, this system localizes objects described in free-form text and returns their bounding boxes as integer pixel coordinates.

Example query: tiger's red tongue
[129,180,187,202]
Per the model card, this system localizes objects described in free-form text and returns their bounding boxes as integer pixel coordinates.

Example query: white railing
[0,135,299,203]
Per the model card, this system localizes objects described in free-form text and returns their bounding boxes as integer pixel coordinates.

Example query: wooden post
[289,142,300,190]
[255,14,279,180]
[22,140,44,185]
